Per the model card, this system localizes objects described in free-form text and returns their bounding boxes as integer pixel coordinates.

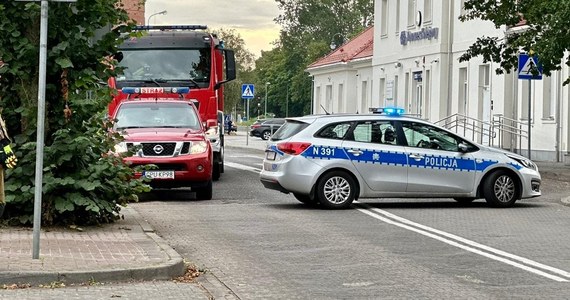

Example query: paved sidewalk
[0,206,185,286]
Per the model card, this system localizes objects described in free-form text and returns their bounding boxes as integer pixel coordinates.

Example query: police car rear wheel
[483,171,518,208]
[316,171,356,209]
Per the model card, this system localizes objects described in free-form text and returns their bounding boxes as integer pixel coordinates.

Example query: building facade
[309,0,569,162]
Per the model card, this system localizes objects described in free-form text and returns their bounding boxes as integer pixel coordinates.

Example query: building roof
[307,26,374,69]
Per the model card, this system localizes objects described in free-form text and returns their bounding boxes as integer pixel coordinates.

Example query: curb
[0,207,185,286]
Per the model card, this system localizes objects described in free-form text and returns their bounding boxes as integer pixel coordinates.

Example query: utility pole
[15,0,77,259]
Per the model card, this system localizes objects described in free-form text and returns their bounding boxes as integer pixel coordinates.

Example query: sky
[145,0,282,58]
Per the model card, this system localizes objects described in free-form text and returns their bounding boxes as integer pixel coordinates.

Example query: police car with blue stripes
[260,108,541,209]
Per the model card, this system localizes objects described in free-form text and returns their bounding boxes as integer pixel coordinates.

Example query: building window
[395,0,401,34]
[326,85,333,113]
[424,0,432,24]
[381,0,389,37]
[338,84,344,113]
[394,75,399,106]
[379,78,386,105]
[521,80,530,121]
[458,67,468,115]
[407,0,416,28]
[315,86,321,113]
[361,80,368,113]
[542,75,554,119]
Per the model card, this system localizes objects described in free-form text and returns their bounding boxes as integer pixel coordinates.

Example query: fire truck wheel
[195,180,213,200]
[213,161,221,181]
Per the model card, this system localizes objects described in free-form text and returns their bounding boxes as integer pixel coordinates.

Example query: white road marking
[225,162,261,173]
[355,202,570,282]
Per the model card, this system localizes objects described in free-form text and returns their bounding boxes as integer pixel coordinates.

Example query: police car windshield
[271,120,309,141]
[116,49,210,87]
[114,102,200,130]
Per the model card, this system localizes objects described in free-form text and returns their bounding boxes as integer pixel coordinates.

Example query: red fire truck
[108,25,236,181]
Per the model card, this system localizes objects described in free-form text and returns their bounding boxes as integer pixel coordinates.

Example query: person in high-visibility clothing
[0,112,17,217]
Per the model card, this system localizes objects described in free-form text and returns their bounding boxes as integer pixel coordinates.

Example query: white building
[308,0,569,162]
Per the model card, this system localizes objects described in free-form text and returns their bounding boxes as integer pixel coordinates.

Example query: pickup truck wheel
[195,180,213,200]
[213,161,221,181]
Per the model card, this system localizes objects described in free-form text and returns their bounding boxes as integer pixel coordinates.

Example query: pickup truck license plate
[143,170,175,179]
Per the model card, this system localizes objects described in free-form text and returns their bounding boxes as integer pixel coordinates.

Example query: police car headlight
[114,142,128,154]
[190,141,208,154]
[507,154,536,170]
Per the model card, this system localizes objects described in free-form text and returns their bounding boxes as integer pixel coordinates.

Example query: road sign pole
[528,79,531,160]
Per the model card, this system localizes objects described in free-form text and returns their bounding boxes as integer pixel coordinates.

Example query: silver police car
[260,108,541,209]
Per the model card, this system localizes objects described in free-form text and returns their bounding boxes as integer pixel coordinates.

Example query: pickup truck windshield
[116,49,210,87]
[114,102,201,130]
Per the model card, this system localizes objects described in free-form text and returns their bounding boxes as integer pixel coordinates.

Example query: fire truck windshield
[115,48,210,88]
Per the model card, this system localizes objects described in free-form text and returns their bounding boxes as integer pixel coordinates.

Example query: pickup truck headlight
[507,154,537,170]
[190,141,208,154]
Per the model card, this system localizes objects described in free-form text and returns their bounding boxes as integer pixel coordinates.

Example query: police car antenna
[320,104,330,115]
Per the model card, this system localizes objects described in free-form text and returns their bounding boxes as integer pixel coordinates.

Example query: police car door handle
[409,154,423,160]
[347,149,363,156]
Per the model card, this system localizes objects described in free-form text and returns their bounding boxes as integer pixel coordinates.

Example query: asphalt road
[4,144,570,299]
[132,147,570,299]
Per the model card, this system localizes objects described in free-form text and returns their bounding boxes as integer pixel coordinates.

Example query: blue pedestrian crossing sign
[518,54,542,80]
[241,84,255,99]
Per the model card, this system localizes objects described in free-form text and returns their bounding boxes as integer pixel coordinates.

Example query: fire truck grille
[141,143,176,156]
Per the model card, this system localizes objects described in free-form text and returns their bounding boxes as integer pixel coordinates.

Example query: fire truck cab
[109,25,236,181]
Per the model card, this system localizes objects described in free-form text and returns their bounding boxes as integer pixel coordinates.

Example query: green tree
[459,0,570,83]
[260,0,374,117]
[210,28,256,118]
[0,1,149,226]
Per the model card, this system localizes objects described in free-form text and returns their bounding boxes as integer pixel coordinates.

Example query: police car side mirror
[458,142,469,153]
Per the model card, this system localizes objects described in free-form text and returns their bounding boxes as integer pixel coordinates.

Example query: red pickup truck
[112,92,213,200]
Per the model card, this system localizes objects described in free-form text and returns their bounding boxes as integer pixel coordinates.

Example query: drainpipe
[556,69,562,162]
[446,0,455,118]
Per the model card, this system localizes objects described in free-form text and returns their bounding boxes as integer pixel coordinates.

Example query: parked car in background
[250,118,286,140]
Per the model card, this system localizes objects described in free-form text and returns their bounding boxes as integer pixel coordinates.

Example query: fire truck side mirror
[225,49,236,81]
[215,49,237,90]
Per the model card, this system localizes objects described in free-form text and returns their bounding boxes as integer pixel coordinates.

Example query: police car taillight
[277,142,311,155]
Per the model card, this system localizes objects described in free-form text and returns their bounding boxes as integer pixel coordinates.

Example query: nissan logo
[153,145,164,154]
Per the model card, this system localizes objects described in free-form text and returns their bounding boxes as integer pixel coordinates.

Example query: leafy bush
[0,1,150,226]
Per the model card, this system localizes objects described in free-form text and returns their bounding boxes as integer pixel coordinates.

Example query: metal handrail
[435,113,495,143]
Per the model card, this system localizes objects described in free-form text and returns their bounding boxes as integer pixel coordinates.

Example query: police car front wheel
[483,170,518,208]
[316,171,357,209]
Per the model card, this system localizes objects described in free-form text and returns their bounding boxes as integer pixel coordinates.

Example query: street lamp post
[330,33,345,50]
[264,82,270,118]
[147,10,167,25]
